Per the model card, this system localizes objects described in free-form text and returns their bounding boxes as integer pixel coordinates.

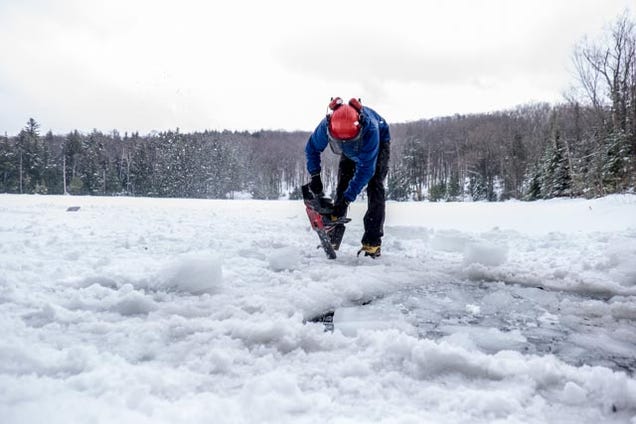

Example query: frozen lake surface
[1,194,635,423]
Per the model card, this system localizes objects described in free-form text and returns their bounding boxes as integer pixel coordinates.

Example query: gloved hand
[309,173,323,195]
[331,199,350,218]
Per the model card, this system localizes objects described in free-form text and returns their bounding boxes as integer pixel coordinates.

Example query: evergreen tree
[0,133,17,192]
[79,130,108,194]
[42,131,62,194]
[428,180,446,202]
[600,130,631,193]
[524,164,543,201]
[468,154,497,201]
[129,134,155,196]
[446,170,462,201]
[402,137,427,200]
[387,164,411,201]
[63,131,84,194]
[469,173,487,201]
[16,118,47,193]
[541,128,572,198]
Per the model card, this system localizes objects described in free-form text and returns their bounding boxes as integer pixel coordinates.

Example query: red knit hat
[329,104,361,140]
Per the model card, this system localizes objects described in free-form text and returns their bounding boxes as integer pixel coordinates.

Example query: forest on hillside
[1,13,635,201]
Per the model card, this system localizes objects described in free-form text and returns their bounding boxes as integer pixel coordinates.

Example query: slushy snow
[1,194,636,423]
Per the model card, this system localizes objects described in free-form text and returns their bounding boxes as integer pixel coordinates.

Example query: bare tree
[573,11,636,137]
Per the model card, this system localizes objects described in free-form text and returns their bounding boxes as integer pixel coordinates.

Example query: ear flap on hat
[329,97,344,111]
[348,98,362,112]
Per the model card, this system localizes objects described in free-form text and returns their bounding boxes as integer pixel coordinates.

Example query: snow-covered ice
[1,194,636,423]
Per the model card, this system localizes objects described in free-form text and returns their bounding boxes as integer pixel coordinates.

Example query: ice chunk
[466,304,481,315]
[463,241,508,267]
[440,326,527,353]
[607,241,636,287]
[158,253,223,295]
[333,306,416,337]
[481,290,516,312]
[431,230,473,253]
[561,381,587,405]
[112,291,157,316]
[268,247,300,272]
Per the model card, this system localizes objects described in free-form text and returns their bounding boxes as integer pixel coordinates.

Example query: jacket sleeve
[378,115,391,144]
[305,119,329,175]
[343,129,380,202]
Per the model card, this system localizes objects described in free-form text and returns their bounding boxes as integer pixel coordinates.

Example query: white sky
[0,0,634,135]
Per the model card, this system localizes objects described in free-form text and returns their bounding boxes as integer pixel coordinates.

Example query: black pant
[335,142,390,246]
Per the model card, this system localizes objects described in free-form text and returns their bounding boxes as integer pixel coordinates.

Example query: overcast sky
[0,0,634,135]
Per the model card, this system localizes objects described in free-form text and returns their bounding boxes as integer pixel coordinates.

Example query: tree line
[1,12,634,201]
[0,124,315,199]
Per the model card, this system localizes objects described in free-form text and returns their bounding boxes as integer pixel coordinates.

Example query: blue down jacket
[305,106,391,202]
